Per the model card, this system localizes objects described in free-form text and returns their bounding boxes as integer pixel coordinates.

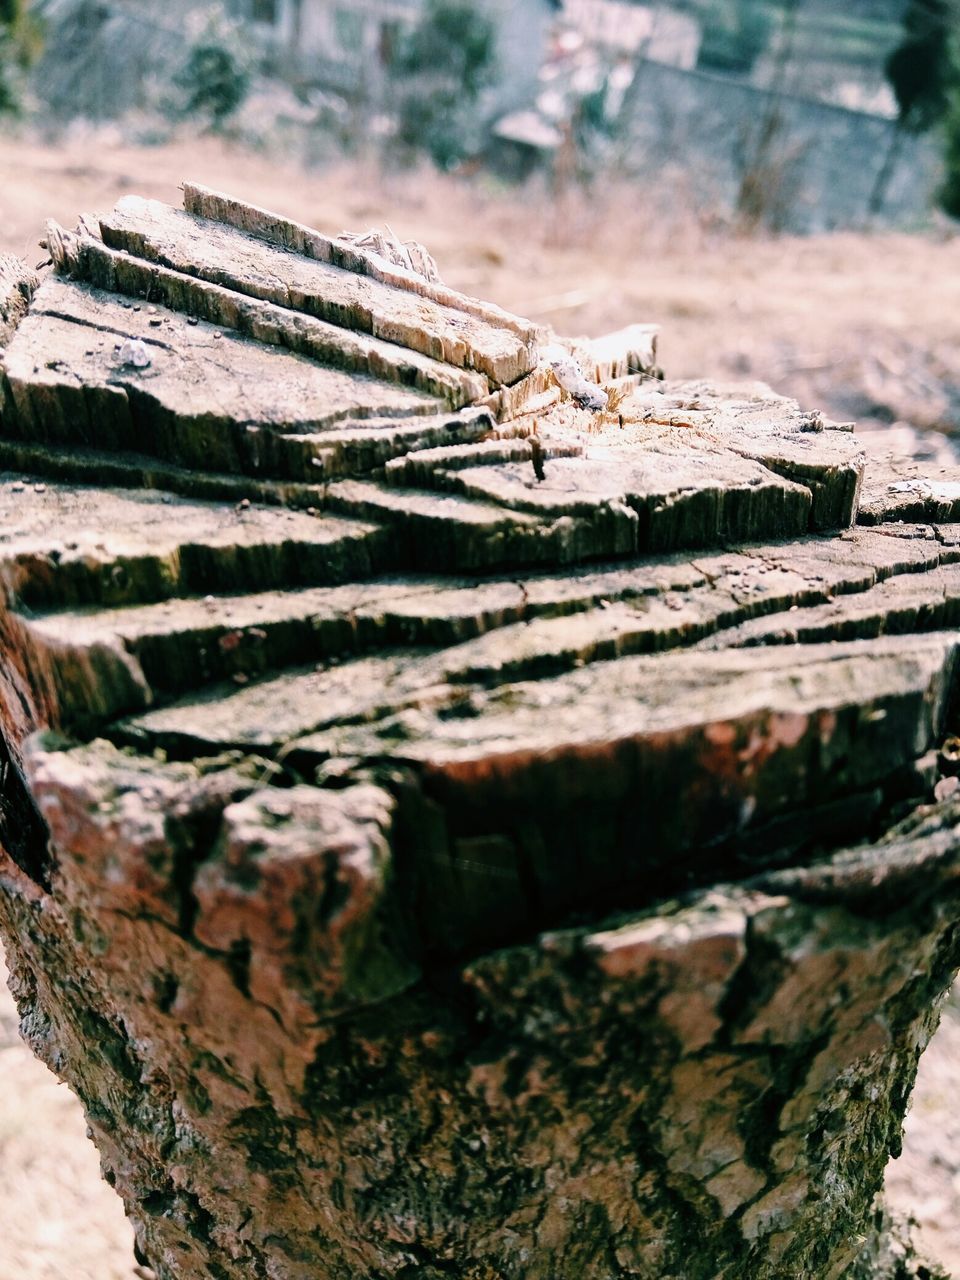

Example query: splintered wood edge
[182,180,546,346]
[583,325,661,382]
[43,196,663,423]
[0,255,40,348]
[180,184,665,411]
[45,219,77,274]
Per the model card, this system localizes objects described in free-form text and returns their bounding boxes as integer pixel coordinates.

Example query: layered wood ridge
[0,192,957,952]
[2,191,960,1280]
[0,187,957,968]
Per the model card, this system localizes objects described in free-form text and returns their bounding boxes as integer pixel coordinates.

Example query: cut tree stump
[0,186,957,1280]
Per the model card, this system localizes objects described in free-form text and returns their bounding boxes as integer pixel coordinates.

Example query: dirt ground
[1,128,960,1278]
[0,953,139,1280]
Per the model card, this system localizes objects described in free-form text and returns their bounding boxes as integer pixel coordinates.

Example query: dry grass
[1,128,960,1278]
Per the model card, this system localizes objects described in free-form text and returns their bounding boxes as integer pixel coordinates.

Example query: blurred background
[2,1,960,1277]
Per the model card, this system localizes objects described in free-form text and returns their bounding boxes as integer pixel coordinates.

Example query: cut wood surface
[0,188,958,1280]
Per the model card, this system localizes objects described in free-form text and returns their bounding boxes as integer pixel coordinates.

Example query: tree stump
[0,187,958,1280]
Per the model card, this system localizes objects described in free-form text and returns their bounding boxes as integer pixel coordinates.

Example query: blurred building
[561,1,700,66]
[492,2,702,179]
[230,0,560,114]
[232,0,416,94]
[26,0,942,233]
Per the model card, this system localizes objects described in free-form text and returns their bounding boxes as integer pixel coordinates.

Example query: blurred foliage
[886,0,957,132]
[0,0,41,115]
[393,1,495,98]
[0,33,19,115]
[174,8,251,130]
[884,1,960,220]
[942,89,960,216]
[391,0,496,170]
[697,0,773,74]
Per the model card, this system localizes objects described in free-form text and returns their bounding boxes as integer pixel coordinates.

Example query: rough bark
[0,190,957,1279]
[0,253,39,347]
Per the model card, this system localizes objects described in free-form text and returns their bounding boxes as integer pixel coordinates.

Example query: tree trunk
[0,189,958,1279]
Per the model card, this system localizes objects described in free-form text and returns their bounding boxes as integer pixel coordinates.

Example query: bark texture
[0,254,39,346]
[0,187,957,1279]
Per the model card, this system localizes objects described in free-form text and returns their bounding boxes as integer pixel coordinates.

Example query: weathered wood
[0,255,39,348]
[9,525,958,738]
[50,226,490,407]
[0,188,957,1280]
[97,196,536,386]
[4,741,958,1279]
[182,181,543,344]
[859,445,960,525]
[3,278,483,481]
